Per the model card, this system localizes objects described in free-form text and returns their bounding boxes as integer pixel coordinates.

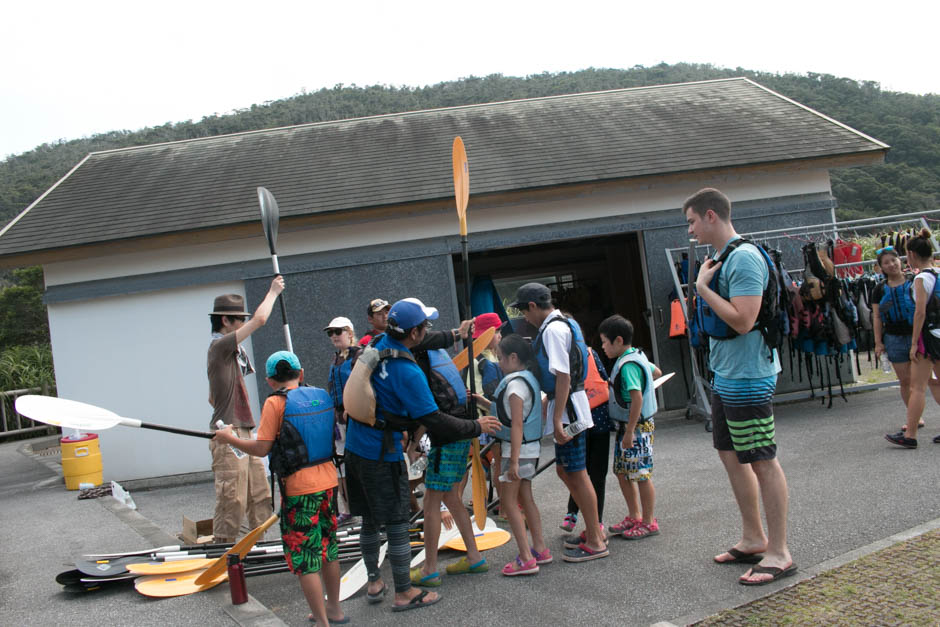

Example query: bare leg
[557,467,604,549]
[905,356,932,439]
[714,449,767,562]
[420,490,443,576]
[519,480,546,554]
[299,572,328,626]
[637,478,655,524]
[321,560,344,622]
[740,458,792,583]
[618,474,641,520]
[501,478,532,561]
[894,361,912,407]
[442,488,484,565]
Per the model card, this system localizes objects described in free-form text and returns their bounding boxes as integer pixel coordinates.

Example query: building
[0,78,888,480]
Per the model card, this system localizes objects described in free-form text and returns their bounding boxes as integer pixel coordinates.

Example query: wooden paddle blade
[194,513,278,585]
[135,568,226,597]
[257,186,280,252]
[126,558,214,575]
[452,136,469,233]
[15,395,122,431]
[451,326,496,371]
[470,439,486,530]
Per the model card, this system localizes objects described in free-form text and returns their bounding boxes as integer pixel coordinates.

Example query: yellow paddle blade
[126,558,213,575]
[194,513,278,585]
[451,326,496,372]
[135,568,226,597]
[470,439,486,530]
[444,528,511,552]
[452,136,469,236]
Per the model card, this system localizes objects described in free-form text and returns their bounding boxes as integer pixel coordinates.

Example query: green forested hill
[2,63,939,230]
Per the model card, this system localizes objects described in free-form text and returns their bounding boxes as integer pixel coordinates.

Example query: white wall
[47,281,260,481]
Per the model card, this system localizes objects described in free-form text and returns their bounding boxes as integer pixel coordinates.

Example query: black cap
[509,282,552,310]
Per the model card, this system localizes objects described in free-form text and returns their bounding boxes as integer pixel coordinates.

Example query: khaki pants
[209,427,272,542]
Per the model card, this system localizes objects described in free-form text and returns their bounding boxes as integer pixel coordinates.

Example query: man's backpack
[342,346,417,431]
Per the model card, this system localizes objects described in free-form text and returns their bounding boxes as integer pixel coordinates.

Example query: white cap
[323,316,354,331]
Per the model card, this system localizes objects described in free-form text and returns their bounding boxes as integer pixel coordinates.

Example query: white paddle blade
[653,372,675,389]
[14,395,122,431]
[339,541,387,601]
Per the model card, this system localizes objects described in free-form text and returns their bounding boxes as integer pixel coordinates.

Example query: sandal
[501,555,539,576]
[623,519,659,540]
[392,589,441,612]
[560,513,577,532]
[366,581,387,603]
[739,563,798,586]
[532,547,553,565]
[445,556,488,575]
[610,516,640,534]
[714,547,764,564]
[409,567,441,586]
[309,614,349,624]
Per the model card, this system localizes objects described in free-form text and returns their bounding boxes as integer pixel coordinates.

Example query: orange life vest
[669,299,687,338]
[584,349,609,409]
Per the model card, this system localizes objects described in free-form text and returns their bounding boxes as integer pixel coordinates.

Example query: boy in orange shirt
[215,351,346,626]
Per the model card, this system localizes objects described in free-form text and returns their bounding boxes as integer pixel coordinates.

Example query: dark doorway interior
[453,232,651,368]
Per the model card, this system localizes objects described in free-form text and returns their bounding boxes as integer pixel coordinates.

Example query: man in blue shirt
[345,298,499,612]
[685,188,795,587]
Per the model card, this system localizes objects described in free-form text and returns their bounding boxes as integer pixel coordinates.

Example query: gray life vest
[609,349,658,423]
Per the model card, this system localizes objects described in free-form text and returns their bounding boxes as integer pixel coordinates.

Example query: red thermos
[227,554,247,605]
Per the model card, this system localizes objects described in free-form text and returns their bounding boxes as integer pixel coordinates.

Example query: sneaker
[934,434,940,444]
[502,555,539,576]
[532,548,553,565]
[563,524,609,549]
[610,516,640,535]
[560,513,577,532]
[885,431,917,448]
[622,519,660,540]
[562,543,609,563]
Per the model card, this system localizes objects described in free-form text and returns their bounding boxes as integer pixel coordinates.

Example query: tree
[0,266,49,349]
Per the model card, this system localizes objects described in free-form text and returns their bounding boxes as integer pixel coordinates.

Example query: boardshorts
[613,421,654,481]
[425,439,471,492]
[279,488,338,575]
[711,374,778,464]
[554,431,587,473]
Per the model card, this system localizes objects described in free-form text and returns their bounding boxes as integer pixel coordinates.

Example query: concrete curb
[663,516,940,626]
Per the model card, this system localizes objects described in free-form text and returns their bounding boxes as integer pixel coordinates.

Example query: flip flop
[308,614,349,624]
[738,563,798,586]
[366,582,387,604]
[714,548,765,564]
[392,589,441,612]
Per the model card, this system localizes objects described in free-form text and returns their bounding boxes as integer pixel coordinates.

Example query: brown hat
[210,294,250,316]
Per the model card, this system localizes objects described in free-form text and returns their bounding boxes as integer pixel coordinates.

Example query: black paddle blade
[56,569,83,586]
[74,556,140,577]
[257,187,280,252]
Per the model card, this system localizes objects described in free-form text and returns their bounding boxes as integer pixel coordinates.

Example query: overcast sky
[2,0,936,159]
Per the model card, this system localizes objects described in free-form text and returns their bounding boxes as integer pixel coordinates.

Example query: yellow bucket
[61,433,103,490]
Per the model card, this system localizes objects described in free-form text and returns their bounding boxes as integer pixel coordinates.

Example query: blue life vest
[328,347,361,410]
[475,355,503,401]
[428,348,468,406]
[268,386,335,478]
[609,349,658,423]
[534,315,589,399]
[878,279,916,333]
[694,238,779,358]
[491,370,543,444]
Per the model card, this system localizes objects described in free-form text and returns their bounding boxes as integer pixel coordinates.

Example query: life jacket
[533,315,589,399]
[474,354,503,401]
[328,346,362,410]
[583,348,609,409]
[669,299,687,338]
[268,386,335,478]
[608,349,658,423]
[426,348,468,413]
[878,279,916,334]
[695,238,779,360]
[920,268,940,330]
[491,370,543,444]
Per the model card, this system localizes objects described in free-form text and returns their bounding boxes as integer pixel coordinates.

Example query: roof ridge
[90,77,751,156]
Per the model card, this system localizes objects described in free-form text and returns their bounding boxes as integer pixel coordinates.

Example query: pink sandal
[532,548,552,565]
[502,555,539,576]
[610,516,640,534]
[623,519,659,540]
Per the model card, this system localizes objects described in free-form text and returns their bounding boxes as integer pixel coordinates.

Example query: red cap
[473,312,503,338]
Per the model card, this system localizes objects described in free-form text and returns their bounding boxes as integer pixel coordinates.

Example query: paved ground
[1,386,937,626]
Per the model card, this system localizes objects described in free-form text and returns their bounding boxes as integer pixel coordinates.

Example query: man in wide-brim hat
[207,275,285,543]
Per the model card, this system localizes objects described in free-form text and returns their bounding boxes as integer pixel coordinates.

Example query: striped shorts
[711,374,778,464]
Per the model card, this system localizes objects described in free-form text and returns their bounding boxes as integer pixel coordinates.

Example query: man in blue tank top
[685,187,795,586]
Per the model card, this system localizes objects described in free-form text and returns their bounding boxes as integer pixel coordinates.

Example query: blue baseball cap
[387,298,439,333]
[265,350,302,377]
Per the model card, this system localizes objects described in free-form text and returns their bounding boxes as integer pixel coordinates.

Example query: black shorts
[710,375,777,465]
[345,451,411,525]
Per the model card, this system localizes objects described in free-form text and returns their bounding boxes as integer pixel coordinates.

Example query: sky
[2,0,937,159]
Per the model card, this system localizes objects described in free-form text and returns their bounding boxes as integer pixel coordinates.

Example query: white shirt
[501,377,541,458]
[539,310,593,435]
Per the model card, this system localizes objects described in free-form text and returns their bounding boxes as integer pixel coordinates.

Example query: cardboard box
[181,516,213,544]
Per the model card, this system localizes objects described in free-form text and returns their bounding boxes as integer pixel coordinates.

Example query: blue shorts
[884,333,911,364]
[554,432,587,473]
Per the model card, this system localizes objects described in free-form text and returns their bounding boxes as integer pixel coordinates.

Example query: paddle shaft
[134,421,214,439]
[268,254,293,353]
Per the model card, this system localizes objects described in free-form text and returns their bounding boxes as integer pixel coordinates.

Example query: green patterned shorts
[279,488,338,575]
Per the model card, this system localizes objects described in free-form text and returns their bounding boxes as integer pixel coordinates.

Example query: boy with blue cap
[215,350,345,625]
[344,298,500,612]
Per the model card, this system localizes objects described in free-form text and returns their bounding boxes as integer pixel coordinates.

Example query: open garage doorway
[453,232,653,368]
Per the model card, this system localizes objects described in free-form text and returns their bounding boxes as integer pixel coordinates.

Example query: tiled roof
[0,78,887,257]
